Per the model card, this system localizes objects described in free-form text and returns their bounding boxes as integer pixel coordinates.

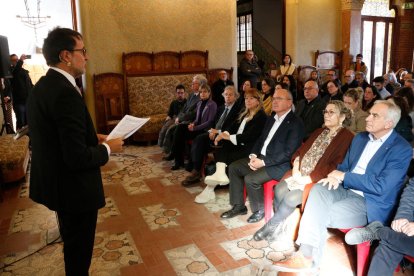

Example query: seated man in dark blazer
[295,80,326,140]
[27,28,124,275]
[182,85,243,186]
[220,89,305,223]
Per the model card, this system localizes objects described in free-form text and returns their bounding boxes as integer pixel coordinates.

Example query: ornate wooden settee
[93,50,234,143]
[123,50,209,142]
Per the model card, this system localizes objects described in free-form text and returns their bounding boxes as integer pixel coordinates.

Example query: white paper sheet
[106,115,150,140]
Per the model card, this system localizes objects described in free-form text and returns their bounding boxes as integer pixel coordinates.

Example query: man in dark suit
[182,85,243,186]
[220,89,305,223]
[295,80,326,139]
[274,100,412,272]
[211,70,234,107]
[10,54,33,129]
[27,27,124,276]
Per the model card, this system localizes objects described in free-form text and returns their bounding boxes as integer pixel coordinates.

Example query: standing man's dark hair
[27,27,124,275]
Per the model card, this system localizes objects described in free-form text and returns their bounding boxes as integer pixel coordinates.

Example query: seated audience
[240,79,252,98]
[403,72,413,87]
[282,75,297,102]
[323,80,343,103]
[194,88,267,203]
[220,89,304,223]
[355,71,369,91]
[387,96,413,142]
[320,69,341,97]
[341,70,358,93]
[295,80,326,139]
[307,70,322,86]
[169,84,217,170]
[384,71,401,94]
[345,177,414,276]
[343,88,368,133]
[349,54,368,77]
[181,86,242,186]
[395,87,414,124]
[211,70,234,107]
[158,84,187,148]
[405,79,414,89]
[362,85,380,112]
[373,76,391,99]
[276,54,297,82]
[396,68,408,85]
[273,100,412,272]
[260,77,276,115]
[253,101,354,241]
[163,75,206,156]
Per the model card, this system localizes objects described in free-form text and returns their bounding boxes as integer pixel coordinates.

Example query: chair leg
[263,180,279,222]
[356,241,371,276]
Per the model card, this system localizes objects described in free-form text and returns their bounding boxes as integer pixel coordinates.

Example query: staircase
[253,29,283,74]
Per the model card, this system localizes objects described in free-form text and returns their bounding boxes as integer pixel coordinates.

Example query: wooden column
[341,0,365,80]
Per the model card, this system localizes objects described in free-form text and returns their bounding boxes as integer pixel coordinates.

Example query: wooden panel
[180,50,209,70]
[93,73,125,134]
[154,51,180,71]
[123,52,153,75]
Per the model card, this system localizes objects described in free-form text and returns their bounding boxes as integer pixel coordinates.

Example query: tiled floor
[0,145,413,275]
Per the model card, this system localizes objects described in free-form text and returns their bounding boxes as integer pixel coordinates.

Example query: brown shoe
[181,170,201,186]
[273,251,314,272]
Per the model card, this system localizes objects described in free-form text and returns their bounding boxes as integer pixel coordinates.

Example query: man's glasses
[69,48,87,56]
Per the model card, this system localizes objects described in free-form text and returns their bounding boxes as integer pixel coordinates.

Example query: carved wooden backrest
[315,50,343,83]
[93,73,125,133]
[180,50,209,70]
[123,52,153,75]
[154,51,180,72]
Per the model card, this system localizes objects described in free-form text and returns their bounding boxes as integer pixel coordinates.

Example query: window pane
[374,22,386,77]
[361,0,395,17]
[237,13,252,52]
[362,21,373,82]
[386,23,392,72]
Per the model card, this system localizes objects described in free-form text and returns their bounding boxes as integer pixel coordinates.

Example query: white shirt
[50,67,111,156]
[260,110,290,156]
[229,117,248,145]
[350,130,393,196]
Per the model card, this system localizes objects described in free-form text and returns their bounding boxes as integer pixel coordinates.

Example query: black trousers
[57,209,98,276]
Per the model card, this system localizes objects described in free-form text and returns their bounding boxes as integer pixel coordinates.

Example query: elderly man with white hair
[274,100,412,272]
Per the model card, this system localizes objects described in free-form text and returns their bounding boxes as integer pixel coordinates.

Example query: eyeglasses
[345,75,352,78]
[272,97,291,101]
[69,48,87,56]
[323,110,338,116]
[303,87,315,91]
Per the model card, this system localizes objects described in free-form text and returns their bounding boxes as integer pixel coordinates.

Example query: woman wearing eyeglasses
[253,100,354,242]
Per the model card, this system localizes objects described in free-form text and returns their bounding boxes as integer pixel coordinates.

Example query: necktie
[215,107,229,130]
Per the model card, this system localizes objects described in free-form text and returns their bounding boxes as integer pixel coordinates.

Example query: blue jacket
[338,130,412,224]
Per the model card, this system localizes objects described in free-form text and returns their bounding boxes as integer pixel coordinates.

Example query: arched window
[361,0,395,82]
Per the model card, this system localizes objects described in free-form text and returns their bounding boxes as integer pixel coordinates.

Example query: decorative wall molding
[341,0,365,10]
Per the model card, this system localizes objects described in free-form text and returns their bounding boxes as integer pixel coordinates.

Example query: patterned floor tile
[91,231,142,275]
[160,170,191,186]
[164,244,219,275]
[139,204,181,230]
[9,204,57,235]
[97,197,121,223]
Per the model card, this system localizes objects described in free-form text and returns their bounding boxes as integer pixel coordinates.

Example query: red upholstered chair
[243,179,279,222]
[395,255,414,272]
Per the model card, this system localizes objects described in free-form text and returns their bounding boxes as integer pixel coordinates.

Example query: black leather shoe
[163,154,174,161]
[184,170,201,182]
[171,163,183,170]
[253,222,279,241]
[247,210,265,223]
[220,206,248,219]
[185,162,193,172]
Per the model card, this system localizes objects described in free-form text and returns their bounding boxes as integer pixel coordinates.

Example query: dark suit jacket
[214,98,244,132]
[177,92,200,123]
[27,69,108,213]
[251,110,305,179]
[338,130,412,224]
[295,96,326,139]
[10,60,33,104]
[211,79,234,107]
